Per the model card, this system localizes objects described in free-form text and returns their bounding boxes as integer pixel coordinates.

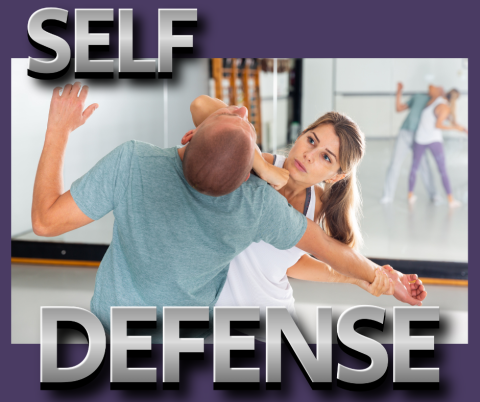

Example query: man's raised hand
[47,82,98,136]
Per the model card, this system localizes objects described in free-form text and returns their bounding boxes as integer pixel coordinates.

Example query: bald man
[32,83,425,342]
[182,105,256,196]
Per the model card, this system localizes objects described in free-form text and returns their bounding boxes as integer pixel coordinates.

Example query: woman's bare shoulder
[262,153,274,165]
[435,102,450,113]
[313,184,324,221]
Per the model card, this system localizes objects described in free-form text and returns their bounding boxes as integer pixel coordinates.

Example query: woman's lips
[294,159,307,173]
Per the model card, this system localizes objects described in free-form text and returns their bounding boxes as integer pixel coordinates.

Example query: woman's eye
[308,137,315,145]
[323,154,331,163]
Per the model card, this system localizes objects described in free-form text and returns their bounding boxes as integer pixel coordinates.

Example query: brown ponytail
[446,89,460,126]
[300,112,365,249]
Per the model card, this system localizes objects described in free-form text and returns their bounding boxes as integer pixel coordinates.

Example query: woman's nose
[305,150,315,162]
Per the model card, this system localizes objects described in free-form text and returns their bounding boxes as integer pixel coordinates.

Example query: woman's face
[285,123,344,186]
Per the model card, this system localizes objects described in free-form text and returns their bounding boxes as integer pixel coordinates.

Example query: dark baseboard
[11,240,468,279]
[369,258,467,280]
[11,240,108,262]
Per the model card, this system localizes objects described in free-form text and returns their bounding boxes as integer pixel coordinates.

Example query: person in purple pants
[408,86,467,208]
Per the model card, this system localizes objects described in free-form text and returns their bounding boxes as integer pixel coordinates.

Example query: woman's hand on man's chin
[257,164,290,191]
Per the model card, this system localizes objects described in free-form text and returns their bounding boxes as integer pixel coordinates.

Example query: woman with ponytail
[300,114,364,250]
[183,96,426,324]
[408,86,467,208]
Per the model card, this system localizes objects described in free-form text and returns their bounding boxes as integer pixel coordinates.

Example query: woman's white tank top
[215,155,316,318]
[415,96,449,145]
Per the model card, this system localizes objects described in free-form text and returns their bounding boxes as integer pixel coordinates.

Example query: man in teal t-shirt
[70,140,306,341]
[32,83,427,342]
[34,83,308,342]
[381,83,439,203]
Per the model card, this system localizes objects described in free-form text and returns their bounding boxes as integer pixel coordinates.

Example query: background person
[380,83,439,204]
[408,87,467,207]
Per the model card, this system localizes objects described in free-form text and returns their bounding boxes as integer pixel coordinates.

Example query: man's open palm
[47,82,98,135]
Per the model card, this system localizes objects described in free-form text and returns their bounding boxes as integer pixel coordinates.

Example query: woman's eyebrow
[313,132,337,161]
[325,149,337,161]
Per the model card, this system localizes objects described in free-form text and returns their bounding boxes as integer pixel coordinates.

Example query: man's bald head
[183,114,256,197]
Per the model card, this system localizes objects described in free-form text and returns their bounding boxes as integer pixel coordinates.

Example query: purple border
[5,0,476,400]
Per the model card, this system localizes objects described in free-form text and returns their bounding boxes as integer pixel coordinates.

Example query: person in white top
[182,95,427,315]
[408,86,468,208]
[214,151,395,322]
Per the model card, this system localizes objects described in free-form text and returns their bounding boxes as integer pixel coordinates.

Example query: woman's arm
[435,104,467,132]
[287,254,394,297]
[295,219,426,306]
[187,95,289,190]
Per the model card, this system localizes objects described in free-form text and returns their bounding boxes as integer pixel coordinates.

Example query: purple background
[4,0,475,400]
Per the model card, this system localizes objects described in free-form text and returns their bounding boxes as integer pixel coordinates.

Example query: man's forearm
[296,219,378,283]
[32,83,98,236]
[32,130,69,232]
[287,254,360,285]
[315,236,378,283]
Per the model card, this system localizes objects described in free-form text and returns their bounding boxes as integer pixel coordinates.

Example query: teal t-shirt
[401,93,430,132]
[70,141,307,342]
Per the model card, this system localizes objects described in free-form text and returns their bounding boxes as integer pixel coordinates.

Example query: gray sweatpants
[382,129,437,200]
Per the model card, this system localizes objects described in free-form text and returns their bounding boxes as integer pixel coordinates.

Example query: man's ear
[181,128,197,145]
[244,172,250,182]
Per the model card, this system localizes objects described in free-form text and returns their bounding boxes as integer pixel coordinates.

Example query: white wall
[165,59,210,147]
[11,59,209,236]
[335,58,468,93]
[259,70,289,152]
[260,99,288,152]
[301,58,333,129]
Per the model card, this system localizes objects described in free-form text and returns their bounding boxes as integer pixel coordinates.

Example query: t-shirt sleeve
[70,140,135,220]
[405,97,413,108]
[257,186,308,250]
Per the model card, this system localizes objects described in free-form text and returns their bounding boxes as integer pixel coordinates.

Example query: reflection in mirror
[300,58,467,276]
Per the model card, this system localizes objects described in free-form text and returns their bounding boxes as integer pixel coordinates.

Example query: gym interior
[11,58,468,343]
